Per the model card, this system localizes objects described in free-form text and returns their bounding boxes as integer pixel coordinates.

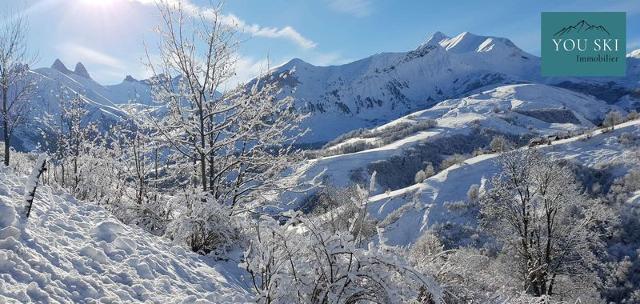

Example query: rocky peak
[74,62,91,79]
[51,59,71,74]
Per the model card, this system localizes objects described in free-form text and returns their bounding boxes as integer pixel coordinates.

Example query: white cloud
[56,43,126,70]
[308,51,351,66]
[225,55,272,88]
[130,0,317,49]
[327,0,373,17]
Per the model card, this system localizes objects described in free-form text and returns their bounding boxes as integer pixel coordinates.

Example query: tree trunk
[200,151,206,191]
[199,107,207,192]
[2,86,10,166]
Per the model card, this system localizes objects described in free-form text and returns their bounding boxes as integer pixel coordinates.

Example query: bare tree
[489,135,513,153]
[0,10,36,165]
[480,150,613,297]
[141,0,305,216]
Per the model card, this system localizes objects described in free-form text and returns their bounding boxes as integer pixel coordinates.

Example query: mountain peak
[422,31,449,47]
[286,58,310,66]
[51,59,71,74]
[436,32,520,54]
[74,62,91,79]
[124,75,138,82]
[628,49,640,58]
[439,32,486,53]
[276,57,313,72]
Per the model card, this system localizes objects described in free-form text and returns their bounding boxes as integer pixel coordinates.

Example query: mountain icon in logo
[553,20,611,37]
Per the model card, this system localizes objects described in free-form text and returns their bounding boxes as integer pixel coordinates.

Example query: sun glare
[79,0,115,7]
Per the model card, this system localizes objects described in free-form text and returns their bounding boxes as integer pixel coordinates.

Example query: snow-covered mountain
[12,35,640,151]
[268,32,540,143]
[12,60,153,150]
[262,32,640,144]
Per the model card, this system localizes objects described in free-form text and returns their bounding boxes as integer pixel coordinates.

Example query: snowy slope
[286,84,617,204]
[0,165,252,303]
[367,119,640,247]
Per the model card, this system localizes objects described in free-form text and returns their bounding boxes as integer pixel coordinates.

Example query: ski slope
[0,165,251,303]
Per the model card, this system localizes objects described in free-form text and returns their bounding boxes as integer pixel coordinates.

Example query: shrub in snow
[244,174,441,303]
[424,162,435,178]
[443,200,473,213]
[627,110,639,121]
[607,169,640,204]
[466,184,480,203]
[243,214,442,304]
[440,154,467,170]
[408,232,517,304]
[165,188,239,256]
[618,132,636,145]
[309,185,377,240]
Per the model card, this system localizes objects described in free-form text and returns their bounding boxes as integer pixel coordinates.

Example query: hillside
[0,164,251,303]
[284,83,620,208]
[367,118,640,246]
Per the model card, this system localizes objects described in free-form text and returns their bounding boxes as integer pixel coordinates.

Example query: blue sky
[4,0,640,85]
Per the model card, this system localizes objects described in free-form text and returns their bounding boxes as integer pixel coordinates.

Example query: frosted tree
[141,0,304,212]
[480,150,614,297]
[0,10,36,165]
[603,111,623,130]
[39,88,99,194]
[489,135,513,153]
[63,95,94,190]
[415,170,427,184]
[415,162,435,183]
[424,162,435,178]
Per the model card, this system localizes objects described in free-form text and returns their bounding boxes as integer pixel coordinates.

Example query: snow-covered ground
[367,119,640,247]
[0,165,252,303]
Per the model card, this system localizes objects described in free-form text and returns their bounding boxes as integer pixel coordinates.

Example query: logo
[542,12,626,76]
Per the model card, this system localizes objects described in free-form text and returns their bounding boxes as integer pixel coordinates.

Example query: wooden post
[25,154,47,219]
